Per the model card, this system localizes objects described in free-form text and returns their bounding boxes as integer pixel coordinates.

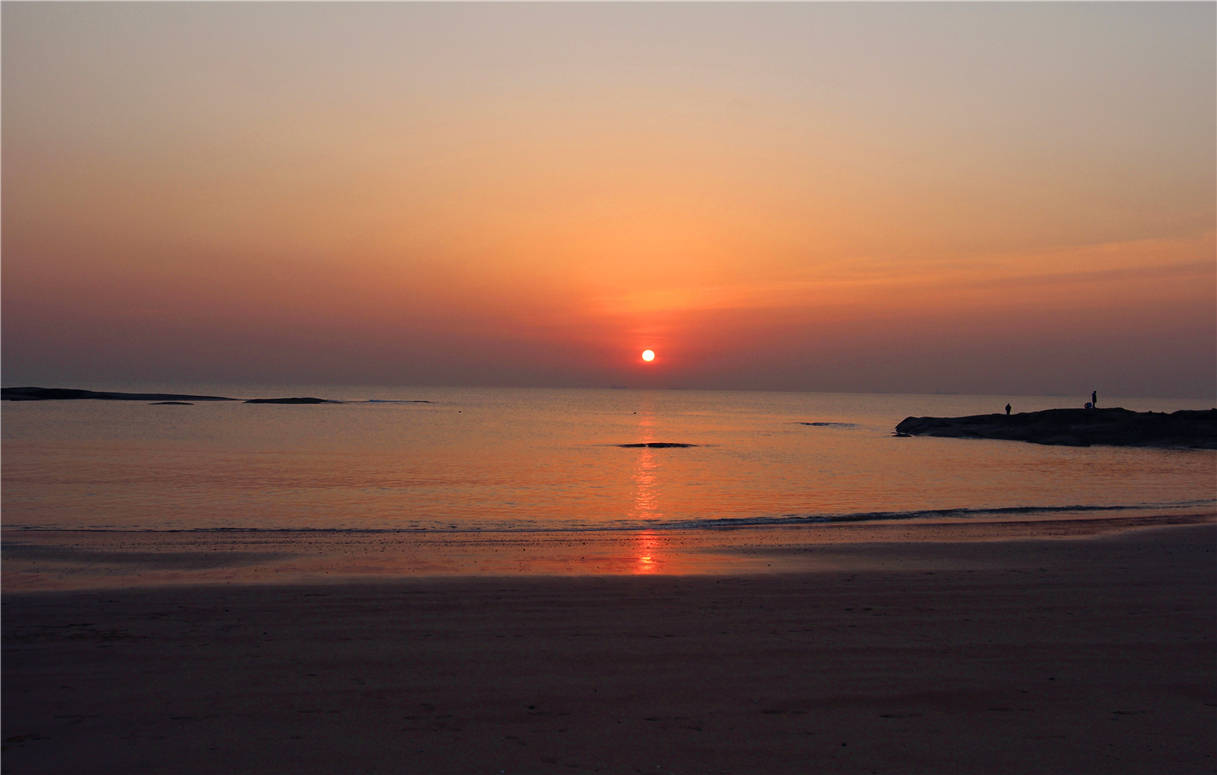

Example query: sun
[641,349,656,363]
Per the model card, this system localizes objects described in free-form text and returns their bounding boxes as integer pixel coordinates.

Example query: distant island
[896,407,1217,449]
[1,387,339,404]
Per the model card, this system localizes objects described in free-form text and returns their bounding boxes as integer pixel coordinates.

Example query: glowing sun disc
[641,349,656,362]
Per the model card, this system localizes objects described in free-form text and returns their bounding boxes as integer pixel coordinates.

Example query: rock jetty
[895,407,1217,449]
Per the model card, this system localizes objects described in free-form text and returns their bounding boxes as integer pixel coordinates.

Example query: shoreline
[5,523,1214,773]
[3,510,1214,592]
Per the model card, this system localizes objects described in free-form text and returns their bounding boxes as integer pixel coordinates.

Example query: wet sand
[5,510,1215,590]
[4,523,1215,774]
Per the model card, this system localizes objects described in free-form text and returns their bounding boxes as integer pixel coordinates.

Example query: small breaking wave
[9,500,1212,536]
[657,501,1216,530]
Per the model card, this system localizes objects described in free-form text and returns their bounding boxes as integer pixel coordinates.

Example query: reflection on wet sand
[633,530,659,574]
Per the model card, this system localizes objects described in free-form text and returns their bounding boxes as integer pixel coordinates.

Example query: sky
[3,2,1214,397]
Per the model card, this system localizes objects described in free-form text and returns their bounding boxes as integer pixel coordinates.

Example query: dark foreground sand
[4,524,1215,774]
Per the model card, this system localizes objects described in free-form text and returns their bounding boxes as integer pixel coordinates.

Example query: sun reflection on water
[630,407,664,573]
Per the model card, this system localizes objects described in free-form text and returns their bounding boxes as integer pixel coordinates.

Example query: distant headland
[896,407,1217,449]
[1,387,339,404]
[2,387,236,402]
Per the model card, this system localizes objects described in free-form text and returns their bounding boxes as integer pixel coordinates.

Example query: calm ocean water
[3,387,1214,534]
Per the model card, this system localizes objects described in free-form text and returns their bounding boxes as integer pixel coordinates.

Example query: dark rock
[243,397,341,404]
[2,387,234,402]
[895,407,1217,449]
[617,442,698,448]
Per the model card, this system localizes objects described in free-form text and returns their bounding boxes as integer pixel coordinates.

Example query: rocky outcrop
[242,397,341,404]
[617,442,698,448]
[895,407,1217,449]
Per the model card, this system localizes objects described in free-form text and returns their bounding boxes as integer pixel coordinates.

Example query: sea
[3,387,1214,585]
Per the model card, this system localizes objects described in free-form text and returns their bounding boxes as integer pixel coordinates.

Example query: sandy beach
[4,521,1214,774]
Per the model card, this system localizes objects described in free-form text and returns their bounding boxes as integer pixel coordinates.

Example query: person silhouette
[1091,390,1097,408]
[1005,403,1011,415]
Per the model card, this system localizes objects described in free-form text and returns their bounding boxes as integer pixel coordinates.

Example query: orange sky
[3,3,1214,396]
